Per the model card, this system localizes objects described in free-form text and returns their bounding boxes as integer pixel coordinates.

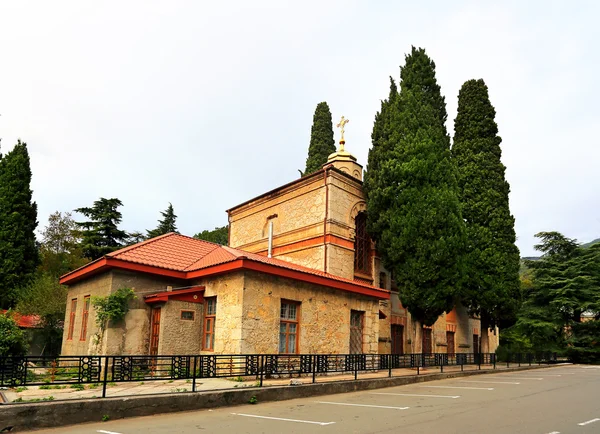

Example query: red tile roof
[60,233,389,299]
[1,310,41,328]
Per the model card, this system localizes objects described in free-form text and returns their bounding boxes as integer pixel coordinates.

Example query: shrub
[0,311,29,357]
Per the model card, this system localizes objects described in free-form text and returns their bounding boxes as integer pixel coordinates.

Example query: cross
[336,116,350,144]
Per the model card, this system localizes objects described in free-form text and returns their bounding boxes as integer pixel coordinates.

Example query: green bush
[0,311,29,357]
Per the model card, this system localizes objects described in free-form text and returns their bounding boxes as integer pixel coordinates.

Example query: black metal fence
[0,352,557,400]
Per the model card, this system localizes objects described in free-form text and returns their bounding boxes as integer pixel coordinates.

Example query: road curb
[0,365,559,432]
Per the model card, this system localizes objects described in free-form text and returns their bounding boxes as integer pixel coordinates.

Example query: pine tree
[147,203,178,239]
[364,48,466,351]
[304,102,336,175]
[0,141,39,309]
[75,198,129,260]
[452,79,521,352]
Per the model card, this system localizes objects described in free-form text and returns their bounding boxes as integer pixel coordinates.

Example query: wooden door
[422,328,432,354]
[473,334,479,354]
[391,325,404,355]
[446,331,455,355]
[149,307,161,356]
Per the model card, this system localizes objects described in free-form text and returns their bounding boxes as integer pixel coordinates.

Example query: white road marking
[460,380,520,385]
[578,418,600,426]
[488,376,543,380]
[231,413,335,426]
[418,385,494,391]
[546,431,560,434]
[316,401,409,410]
[97,431,123,434]
[369,392,460,399]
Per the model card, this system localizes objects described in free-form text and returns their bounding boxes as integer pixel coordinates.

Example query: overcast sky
[1,1,598,256]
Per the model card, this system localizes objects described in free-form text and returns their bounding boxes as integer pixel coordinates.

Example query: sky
[0,1,598,257]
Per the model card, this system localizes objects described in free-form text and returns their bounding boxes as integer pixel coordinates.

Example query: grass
[70,384,85,391]
[14,386,28,393]
[13,396,55,403]
[39,385,67,390]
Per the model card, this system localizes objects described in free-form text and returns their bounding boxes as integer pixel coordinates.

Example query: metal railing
[0,352,557,400]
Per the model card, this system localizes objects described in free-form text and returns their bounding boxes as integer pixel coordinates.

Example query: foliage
[92,287,136,332]
[17,273,67,357]
[512,232,600,359]
[194,225,228,245]
[75,198,130,260]
[363,47,466,328]
[38,212,87,277]
[147,203,178,239]
[0,140,39,308]
[452,79,521,349]
[17,212,87,356]
[0,311,29,357]
[304,102,336,175]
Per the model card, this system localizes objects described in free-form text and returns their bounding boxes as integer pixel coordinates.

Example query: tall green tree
[147,203,178,239]
[364,47,466,351]
[452,79,521,352]
[304,102,336,175]
[0,140,39,309]
[194,225,228,245]
[75,198,129,260]
[515,232,600,356]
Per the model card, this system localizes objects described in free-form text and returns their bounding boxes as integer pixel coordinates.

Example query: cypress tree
[364,48,466,352]
[75,198,129,260]
[0,140,39,308]
[304,102,336,175]
[452,79,521,352]
[147,203,178,239]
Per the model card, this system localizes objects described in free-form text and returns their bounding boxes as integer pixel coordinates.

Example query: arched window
[354,212,371,275]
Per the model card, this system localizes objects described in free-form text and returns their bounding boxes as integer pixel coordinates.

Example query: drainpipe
[267,220,274,258]
[323,167,329,273]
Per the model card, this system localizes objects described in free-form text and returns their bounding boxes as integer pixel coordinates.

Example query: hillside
[582,238,600,248]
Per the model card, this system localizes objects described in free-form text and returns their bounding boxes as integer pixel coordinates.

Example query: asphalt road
[28,365,600,434]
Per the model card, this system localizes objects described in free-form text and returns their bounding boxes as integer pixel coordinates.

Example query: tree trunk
[480,316,490,354]
[413,319,423,354]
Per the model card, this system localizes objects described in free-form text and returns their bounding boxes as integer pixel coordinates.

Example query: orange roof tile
[1,310,41,328]
[60,233,389,299]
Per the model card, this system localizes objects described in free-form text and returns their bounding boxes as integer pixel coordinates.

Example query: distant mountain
[582,238,600,248]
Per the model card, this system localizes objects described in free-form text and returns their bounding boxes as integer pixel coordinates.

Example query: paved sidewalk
[2,362,537,403]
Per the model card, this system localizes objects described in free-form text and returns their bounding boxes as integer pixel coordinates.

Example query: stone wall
[61,272,113,356]
[240,270,381,354]
[190,272,245,354]
[158,300,203,355]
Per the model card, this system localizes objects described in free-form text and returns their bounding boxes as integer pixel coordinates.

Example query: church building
[59,131,497,357]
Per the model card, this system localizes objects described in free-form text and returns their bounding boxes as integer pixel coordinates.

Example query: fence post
[478,353,481,370]
[440,354,444,374]
[354,356,358,381]
[507,353,510,368]
[259,355,265,387]
[388,355,392,378]
[102,356,109,398]
[493,354,496,370]
[461,355,464,372]
[192,356,197,392]
[312,355,316,384]
[518,353,521,367]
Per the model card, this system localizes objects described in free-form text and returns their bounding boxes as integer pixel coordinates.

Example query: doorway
[149,307,161,356]
[422,328,432,354]
[391,325,404,355]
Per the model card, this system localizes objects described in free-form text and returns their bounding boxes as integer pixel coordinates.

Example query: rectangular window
[350,310,364,354]
[79,296,90,341]
[279,301,299,354]
[203,297,217,350]
[181,310,195,321]
[67,298,77,340]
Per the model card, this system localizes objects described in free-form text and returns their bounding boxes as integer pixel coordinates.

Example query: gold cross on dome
[336,116,350,143]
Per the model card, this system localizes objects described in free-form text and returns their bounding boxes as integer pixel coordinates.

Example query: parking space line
[488,376,543,380]
[369,392,460,399]
[545,431,560,433]
[578,418,600,426]
[460,380,520,385]
[97,430,124,434]
[316,401,409,410]
[418,385,494,391]
[231,413,335,426]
